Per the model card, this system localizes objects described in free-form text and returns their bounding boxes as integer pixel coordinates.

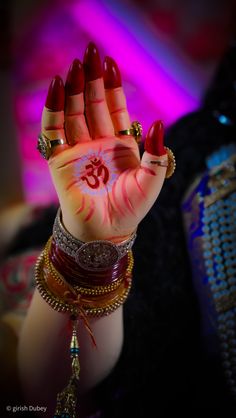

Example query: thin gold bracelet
[35,249,134,317]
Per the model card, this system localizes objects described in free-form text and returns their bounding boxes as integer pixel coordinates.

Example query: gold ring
[146,147,176,179]
[165,147,176,178]
[37,133,66,160]
[118,121,143,144]
[149,160,168,167]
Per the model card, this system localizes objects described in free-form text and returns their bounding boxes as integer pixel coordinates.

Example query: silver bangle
[52,208,137,271]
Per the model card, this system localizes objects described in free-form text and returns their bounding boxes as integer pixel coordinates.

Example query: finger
[41,76,69,157]
[103,56,131,134]
[83,42,114,139]
[65,59,91,145]
[129,121,167,216]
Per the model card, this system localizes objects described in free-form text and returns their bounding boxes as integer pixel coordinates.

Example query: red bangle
[49,238,129,287]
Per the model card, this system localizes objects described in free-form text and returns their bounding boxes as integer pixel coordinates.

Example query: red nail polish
[83,42,102,82]
[145,120,166,156]
[103,56,122,89]
[45,75,65,111]
[65,59,85,95]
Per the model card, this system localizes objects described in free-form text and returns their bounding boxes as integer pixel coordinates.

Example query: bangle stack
[36,236,134,317]
[34,208,136,418]
[53,208,137,271]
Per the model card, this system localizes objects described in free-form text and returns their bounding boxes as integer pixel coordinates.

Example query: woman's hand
[41,42,168,243]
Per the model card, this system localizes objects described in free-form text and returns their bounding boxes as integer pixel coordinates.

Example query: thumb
[132,121,168,217]
[144,119,166,157]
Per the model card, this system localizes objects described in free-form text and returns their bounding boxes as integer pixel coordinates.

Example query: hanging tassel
[54,316,80,418]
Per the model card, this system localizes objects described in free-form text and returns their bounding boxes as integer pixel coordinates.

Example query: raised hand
[40,42,168,243]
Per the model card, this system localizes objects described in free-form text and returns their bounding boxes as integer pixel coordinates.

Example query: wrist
[35,207,136,318]
[54,208,137,270]
[60,206,136,244]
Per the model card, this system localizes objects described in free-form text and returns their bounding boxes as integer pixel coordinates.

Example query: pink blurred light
[16,90,46,126]
[17,0,203,204]
[70,0,199,125]
[23,163,58,204]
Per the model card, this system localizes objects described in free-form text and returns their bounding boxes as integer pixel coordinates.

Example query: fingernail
[45,75,65,111]
[103,56,122,89]
[65,59,85,95]
[83,42,102,82]
[145,120,166,156]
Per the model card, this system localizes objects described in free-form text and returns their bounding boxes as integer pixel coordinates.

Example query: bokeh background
[1,0,236,206]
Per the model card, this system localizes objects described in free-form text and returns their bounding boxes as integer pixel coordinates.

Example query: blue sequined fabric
[182,143,236,399]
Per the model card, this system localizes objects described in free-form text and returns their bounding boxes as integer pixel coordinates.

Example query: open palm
[41,46,168,243]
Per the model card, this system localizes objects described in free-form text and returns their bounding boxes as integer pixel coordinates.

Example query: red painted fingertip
[83,42,102,82]
[144,120,166,156]
[103,56,122,89]
[45,75,65,111]
[65,59,85,95]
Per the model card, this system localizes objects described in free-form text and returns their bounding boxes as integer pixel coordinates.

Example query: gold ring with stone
[118,121,143,144]
[37,133,66,160]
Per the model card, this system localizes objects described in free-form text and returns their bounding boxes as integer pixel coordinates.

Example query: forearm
[18,289,124,406]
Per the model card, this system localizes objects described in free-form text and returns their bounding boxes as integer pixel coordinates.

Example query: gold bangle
[35,251,78,315]
[35,249,134,317]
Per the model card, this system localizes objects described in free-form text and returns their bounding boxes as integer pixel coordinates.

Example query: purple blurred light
[70,0,199,125]
[17,0,204,204]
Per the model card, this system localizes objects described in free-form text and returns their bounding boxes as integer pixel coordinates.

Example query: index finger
[41,76,69,157]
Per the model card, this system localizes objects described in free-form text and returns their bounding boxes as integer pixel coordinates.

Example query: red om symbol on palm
[81,158,109,189]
